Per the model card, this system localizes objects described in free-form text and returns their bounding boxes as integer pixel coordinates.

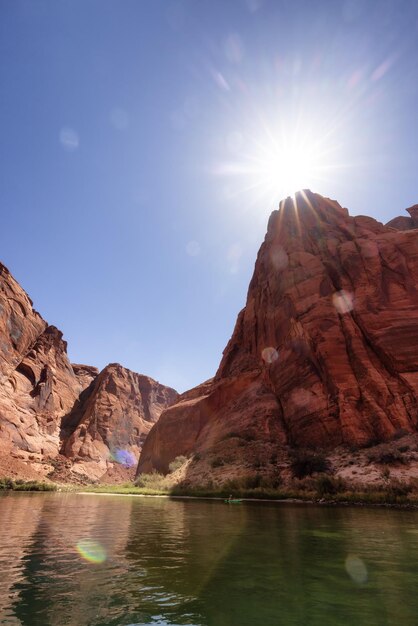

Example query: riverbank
[4,460,418,508]
[75,481,418,507]
[3,478,418,507]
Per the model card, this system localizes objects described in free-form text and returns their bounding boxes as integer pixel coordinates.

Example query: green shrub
[168,455,188,473]
[314,475,345,497]
[0,478,56,491]
[241,474,262,489]
[134,471,172,491]
[386,480,412,497]
[13,480,57,491]
[0,477,14,490]
[220,473,283,492]
[291,451,330,478]
[210,457,224,469]
[381,467,391,481]
[251,457,263,470]
[367,446,405,465]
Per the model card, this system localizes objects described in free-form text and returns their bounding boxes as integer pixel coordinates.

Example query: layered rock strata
[386,204,418,231]
[61,364,178,480]
[0,262,177,481]
[138,191,418,476]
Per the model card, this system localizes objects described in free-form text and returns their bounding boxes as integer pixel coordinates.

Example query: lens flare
[59,127,79,151]
[270,246,289,271]
[76,539,107,564]
[291,388,313,408]
[332,290,354,314]
[261,347,279,364]
[186,240,201,257]
[110,449,137,468]
[345,555,368,584]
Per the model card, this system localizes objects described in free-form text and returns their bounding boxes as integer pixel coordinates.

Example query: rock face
[0,263,80,458]
[61,364,178,480]
[387,205,418,230]
[138,191,418,476]
[0,262,177,481]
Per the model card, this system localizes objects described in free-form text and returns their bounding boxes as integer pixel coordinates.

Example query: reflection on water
[1,494,418,625]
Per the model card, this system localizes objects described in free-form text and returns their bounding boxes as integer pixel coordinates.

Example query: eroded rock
[0,263,177,481]
[62,364,177,480]
[138,191,418,478]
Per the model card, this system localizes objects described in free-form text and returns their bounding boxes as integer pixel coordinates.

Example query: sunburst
[214,117,343,206]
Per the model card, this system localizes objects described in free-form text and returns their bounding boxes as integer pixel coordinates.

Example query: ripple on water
[1,494,418,625]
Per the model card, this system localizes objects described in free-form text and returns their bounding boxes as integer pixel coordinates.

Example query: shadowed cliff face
[0,263,177,482]
[138,191,418,477]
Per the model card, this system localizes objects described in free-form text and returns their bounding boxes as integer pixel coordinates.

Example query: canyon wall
[138,191,418,477]
[0,263,177,482]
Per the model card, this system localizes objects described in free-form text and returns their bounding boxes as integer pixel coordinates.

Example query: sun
[256,140,320,199]
[213,117,340,206]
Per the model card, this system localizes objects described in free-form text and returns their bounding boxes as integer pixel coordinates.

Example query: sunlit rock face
[386,204,418,230]
[0,262,80,459]
[138,191,418,476]
[62,364,178,480]
[0,262,177,481]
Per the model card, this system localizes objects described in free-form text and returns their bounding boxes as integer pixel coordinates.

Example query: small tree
[291,451,330,479]
[169,455,188,473]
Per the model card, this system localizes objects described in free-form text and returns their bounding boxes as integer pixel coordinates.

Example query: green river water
[1,492,418,625]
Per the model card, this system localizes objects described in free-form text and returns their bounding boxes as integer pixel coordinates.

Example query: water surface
[1,492,418,625]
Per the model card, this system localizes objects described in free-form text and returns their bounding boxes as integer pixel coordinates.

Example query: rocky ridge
[138,191,418,484]
[0,263,177,482]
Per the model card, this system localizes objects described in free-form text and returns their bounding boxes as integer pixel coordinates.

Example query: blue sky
[1,0,418,392]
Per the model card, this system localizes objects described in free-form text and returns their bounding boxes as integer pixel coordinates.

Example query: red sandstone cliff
[0,263,80,460]
[61,364,178,480]
[386,204,418,231]
[137,191,418,477]
[0,262,177,482]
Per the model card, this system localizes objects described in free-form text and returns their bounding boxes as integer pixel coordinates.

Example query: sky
[1,0,418,393]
